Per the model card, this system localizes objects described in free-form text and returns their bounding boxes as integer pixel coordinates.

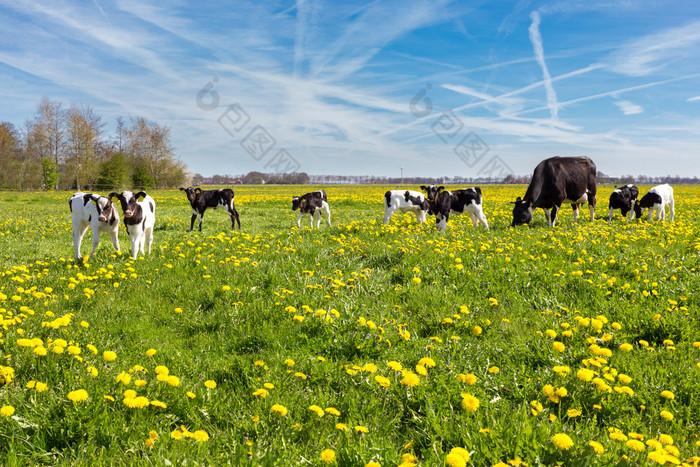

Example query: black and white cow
[608,184,639,221]
[511,156,597,227]
[69,192,120,260]
[291,190,331,229]
[420,185,489,231]
[109,191,156,259]
[179,187,241,231]
[383,190,430,225]
[634,184,675,222]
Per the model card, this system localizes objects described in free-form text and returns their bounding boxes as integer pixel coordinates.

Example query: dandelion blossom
[461,393,480,412]
[204,380,217,389]
[375,375,391,388]
[0,406,15,416]
[660,410,673,421]
[271,404,288,416]
[551,433,574,450]
[400,371,420,387]
[67,389,89,402]
[320,449,336,463]
[103,351,117,362]
[588,441,605,454]
[660,390,674,400]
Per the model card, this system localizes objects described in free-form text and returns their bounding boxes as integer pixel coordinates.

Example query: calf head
[179,187,198,204]
[420,185,444,202]
[110,191,148,218]
[84,194,116,223]
[511,197,533,226]
[292,196,304,211]
[634,192,662,218]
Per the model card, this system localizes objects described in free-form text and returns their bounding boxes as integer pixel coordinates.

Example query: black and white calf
[635,184,675,222]
[179,187,241,231]
[291,190,331,229]
[109,191,156,259]
[383,190,430,225]
[511,156,597,227]
[420,185,489,231]
[608,184,639,221]
[69,192,120,260]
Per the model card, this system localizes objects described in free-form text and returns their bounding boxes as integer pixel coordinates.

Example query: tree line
[0,98,187,191]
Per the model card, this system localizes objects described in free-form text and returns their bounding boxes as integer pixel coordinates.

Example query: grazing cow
[179,187,241,231]
[109,191,156,259]
[69,192,120,260]
[511,156,597,227]
[383,190,430,225]
[292,190,331,229]
[608,184,639,221]
[420,185,489,231]
[634,184,675,222]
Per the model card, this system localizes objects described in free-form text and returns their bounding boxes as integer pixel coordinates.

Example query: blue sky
[1,0,699,178]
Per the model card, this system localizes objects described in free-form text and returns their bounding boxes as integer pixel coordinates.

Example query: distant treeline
[190,171,700,186]
[0,97,187,191]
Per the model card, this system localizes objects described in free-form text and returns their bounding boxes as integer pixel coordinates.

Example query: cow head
[85,194,116,223]
[110,191,147,218]
[292,196,304,211]
[420,185,444,201]
[633,201,643,218]
[179,186,197,203]
[511,197,533,226]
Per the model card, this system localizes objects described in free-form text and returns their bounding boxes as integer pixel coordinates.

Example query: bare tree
[64,105,104,189]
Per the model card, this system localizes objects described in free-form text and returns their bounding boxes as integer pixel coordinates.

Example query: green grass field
[0,185,699,466]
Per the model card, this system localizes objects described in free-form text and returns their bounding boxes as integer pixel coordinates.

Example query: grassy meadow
[0,184,699,466]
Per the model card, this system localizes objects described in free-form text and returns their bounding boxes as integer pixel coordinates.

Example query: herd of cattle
[69,156,676,260]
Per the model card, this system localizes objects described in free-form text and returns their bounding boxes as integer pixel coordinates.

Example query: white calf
[110,191,156,259]
[635,184,674,222]
[383,190,429,225]
[69,192,120,259]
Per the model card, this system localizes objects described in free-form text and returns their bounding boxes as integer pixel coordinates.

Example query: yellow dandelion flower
[551,433,574,450]
[354,425,369,433]
[309,405,325,417]
[103,351,117,362]
[67,389,89,402]
[660,410,673,421]
[400,371,420,387]
[271,404,288,416]
[320,449,336,463]
[660,390,674,400]
[375,375,391,388]
[461,393,480,412]
[552,341,566,352]
[325,407,340,416]
[1,406,15,416]
[626,439,646,452]
[193,430,209,441]
[335,423,348,431]
[204,380,217,389]
[146,348,156,357]
[588,441,605,454]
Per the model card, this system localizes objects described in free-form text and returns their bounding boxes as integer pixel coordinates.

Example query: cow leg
[468,212,478,227]
[73,223,89,259]
[550,206,559,227]
[436,213,448,231]
[572,204,579,223]
[543,208,552,226]
[296,213,303,228]
[90,227,102,257]
[109,229,120,254]
[659,203,665,221]
[648,207,654,222]
[309,211,314,229]
[197,212,204,231]
[608,207,614,222]
[669,198,675,222]
[144,227,153,255]
[383,208,393,225]
[416,210,426,224]
[475,209,489,230]
[323,205,331,227]
[190,213,197,231]
[228,206,241,230]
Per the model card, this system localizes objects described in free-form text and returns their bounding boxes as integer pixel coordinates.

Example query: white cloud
[606,20,700,76]
[688,96,700,102]
[528,11,559,120]
[614,99,643,115]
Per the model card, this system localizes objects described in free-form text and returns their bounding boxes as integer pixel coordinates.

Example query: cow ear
[135,191,147,200]
[195,187,202,194]
[108,192,119,201]
[437,186,445,192]
[419,185,427,191]
[179,187,184,191]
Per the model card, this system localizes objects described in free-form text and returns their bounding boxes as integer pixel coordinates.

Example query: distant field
[0,185,699,465]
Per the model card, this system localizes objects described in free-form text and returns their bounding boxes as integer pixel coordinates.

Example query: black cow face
[420,185,444,201]
[180,187,197,203]
[110,191,147,218]
[292,196,303,211]
[511,197,533,226]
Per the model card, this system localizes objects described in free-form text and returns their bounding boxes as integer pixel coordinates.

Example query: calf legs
[73,223,89,259]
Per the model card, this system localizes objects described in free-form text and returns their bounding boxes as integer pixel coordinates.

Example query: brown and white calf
[109,191,156,259]
[179,187,241,231]
[383,190,430,225]
[634,184,675,222]
[69,192,121,260]
[421,185,489,231]
[292,190,331,229]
